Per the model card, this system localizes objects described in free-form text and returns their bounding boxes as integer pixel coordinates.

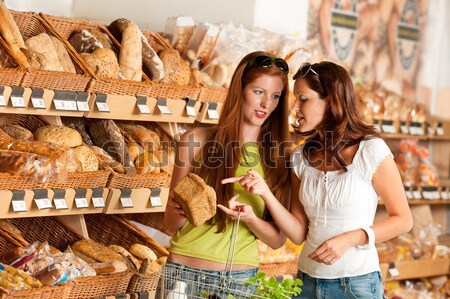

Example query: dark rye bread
[173,173,216,227]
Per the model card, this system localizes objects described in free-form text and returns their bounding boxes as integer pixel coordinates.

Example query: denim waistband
[166,259,258,277]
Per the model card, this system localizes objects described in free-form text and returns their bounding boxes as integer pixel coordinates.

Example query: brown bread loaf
[119,22,142,81]
[88,120,136,174]
[61,117,94,146]
[24,33,65,72]
[173,173,217,226]
[34,125,83,148]
[73,145,99,172]
[72,239,127,264]
[49,36,76,73]
[90,145,125,173]
[80,48,120,79]
[68,29,103,54]
[0,124,34,141]
[118,123,160,151]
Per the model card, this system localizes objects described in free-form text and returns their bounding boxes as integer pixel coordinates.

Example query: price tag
[404,186,413,200]
[95,94,110,112]
[149,188,162,207]
[381,120,397,134]
[76,92,90,112]
[157,98,171,114]
[426,123,435,135]
[400,121,409,134]
[412,187,422,200]
[441,187,449,200]
[92,188,105,208]
[30,88,46,109]
[53,90,78,111]
[0,86,5,106]
[207,102,219,120]
[136,96,151,114]
[437,123,444,136]
[388,263,399,277]
[34,189,52,210]
[53,189,68,210]
[409,122,424,135]
[185,98,197,117]
[11,190,27,212]
[10,86,26,108]
[120,188,133,208]
[75,189,89,208]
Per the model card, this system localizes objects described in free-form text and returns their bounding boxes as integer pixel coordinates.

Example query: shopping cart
[158,206,291,299]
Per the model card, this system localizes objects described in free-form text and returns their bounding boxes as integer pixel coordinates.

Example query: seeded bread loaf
[73,145,99,172]
[72,239,127,264]
[173,173,217,227]
[34,125,82,148]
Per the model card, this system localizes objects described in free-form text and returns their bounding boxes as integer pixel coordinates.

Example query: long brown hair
[197,51,291,232]
[293,61,381,170]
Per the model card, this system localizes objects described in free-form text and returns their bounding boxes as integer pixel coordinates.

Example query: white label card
[77,101,89,112]
[207,102,219,120]
[437,127,444,136]
[12,200,27,212]
[75,197,89,208]
[381,125,397,134]
[405,190,413,200]
[186,98,197,117]
[120,197,134,208]
[11,96,25,108]
[389,267,400,277]
[31,97,46,109]
[150,189,162,207]
[157,98,171,114]
[400,125,409,134]
[96,101,110,112]
[92,197,105,208]
[35,198,53,210]
[0,94,5,106]
[412,190,422,200]
[138,103,151,114]
[54,99,77,111]
[54,198,68,210]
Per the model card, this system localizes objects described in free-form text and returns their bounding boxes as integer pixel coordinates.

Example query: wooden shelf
[196,102,223,124]
[103,188,168,214]
[382,132,450,141]
[380,258,450,281]
[378,199,450,205]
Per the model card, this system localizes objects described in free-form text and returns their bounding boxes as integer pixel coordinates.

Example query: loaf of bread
[129,244,157,261]
[108,18,164,81]
[159,48,191,85]
[34,125,83,148]
[69,30,103,54]
[109,245,141,270]
[90,261,128,275]
[118,123,160,151]
[90,145,125,174]
[153,148,175,175]
[80,48,120,79]
[173,173,217,226]
[90,29,116,53]
[0,149,51,181]
[139,258,161,276]
[0,2,30,68]
[24,33,65,72]
[61,117,94,146]
[72,239,127,264]
[135,151,160,174]
[119,22,142,81]
[73,145,99,172]
[88,120,136,174]
[0,124,34,141]
[50,36,76,73]
[127,142,144,162]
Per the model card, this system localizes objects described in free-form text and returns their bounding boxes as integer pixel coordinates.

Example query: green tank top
[169,143,265,267]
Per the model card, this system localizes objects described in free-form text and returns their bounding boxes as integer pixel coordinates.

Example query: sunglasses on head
[247,55,289,74]
[294,62,319,79]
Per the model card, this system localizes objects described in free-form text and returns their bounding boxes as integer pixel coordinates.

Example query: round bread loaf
[74,145,99,172]
[34,125,82,148]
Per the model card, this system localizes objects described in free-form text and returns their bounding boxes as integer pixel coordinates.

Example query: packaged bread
[88,119,136,174]
[118,123,161,151]
[72,239,127,264]
[34,125,82,148]
[173,173,217,226]
[0,149,52,182]
[165,16,195,55]
[0,124,33,141]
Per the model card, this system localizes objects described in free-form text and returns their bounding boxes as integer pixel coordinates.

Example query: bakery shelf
[0,188,107,218]
[196,101,223,124]
[0,86,85,117]
[85,93,201,123]
[103,188,168,214]
[378,199,450,205]
[380,258,450,281]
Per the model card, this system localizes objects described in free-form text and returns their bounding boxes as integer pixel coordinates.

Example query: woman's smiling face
[241,74,283,127]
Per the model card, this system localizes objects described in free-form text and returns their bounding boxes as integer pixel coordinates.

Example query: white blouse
[291,138,392,278]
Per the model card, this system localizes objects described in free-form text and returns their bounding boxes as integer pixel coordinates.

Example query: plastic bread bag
[0,149,52,183]
[61,246,96,281]
[0,242,38,267]
[20,242,55,276]
[184,22,220,68]
[416,145,439,186]
[164,16,195,55]
[395,139,420,186]
[0,262,42,291]
[383,91,402,121]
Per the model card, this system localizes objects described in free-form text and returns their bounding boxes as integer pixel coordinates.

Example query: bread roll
[34,125,82,148]
[129,244,157,261]
[74,145,99,172]
[173,173,217,227]
[24,33,65,72]
[0,124,34,141]
[154,149,175,175]
[119,22,142,81]
[118,124,161,151]
[50,36,76,73]
[80,48,120,79]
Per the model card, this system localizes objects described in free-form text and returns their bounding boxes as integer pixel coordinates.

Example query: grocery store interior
[1,0,450,298]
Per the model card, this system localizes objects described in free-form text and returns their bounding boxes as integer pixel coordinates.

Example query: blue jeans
[294,271,385,299]
[159,260,258,298]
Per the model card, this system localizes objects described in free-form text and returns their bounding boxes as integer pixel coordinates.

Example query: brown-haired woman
[163,51,291,297]
[222,61,413,298]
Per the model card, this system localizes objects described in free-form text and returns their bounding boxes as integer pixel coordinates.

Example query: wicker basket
[141,30,172,53]
[198,84,228,103]
[39,13,153,96]
[0,284,71,299]
[146,82,201,100]
[0,37,25,87]
[9,10,91,92]
[127,271,159,293]
[46,170,111,189]
[107,172,171,189]
[67,270,133,299]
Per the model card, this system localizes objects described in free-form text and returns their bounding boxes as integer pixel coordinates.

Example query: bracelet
[356,226,375,249]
